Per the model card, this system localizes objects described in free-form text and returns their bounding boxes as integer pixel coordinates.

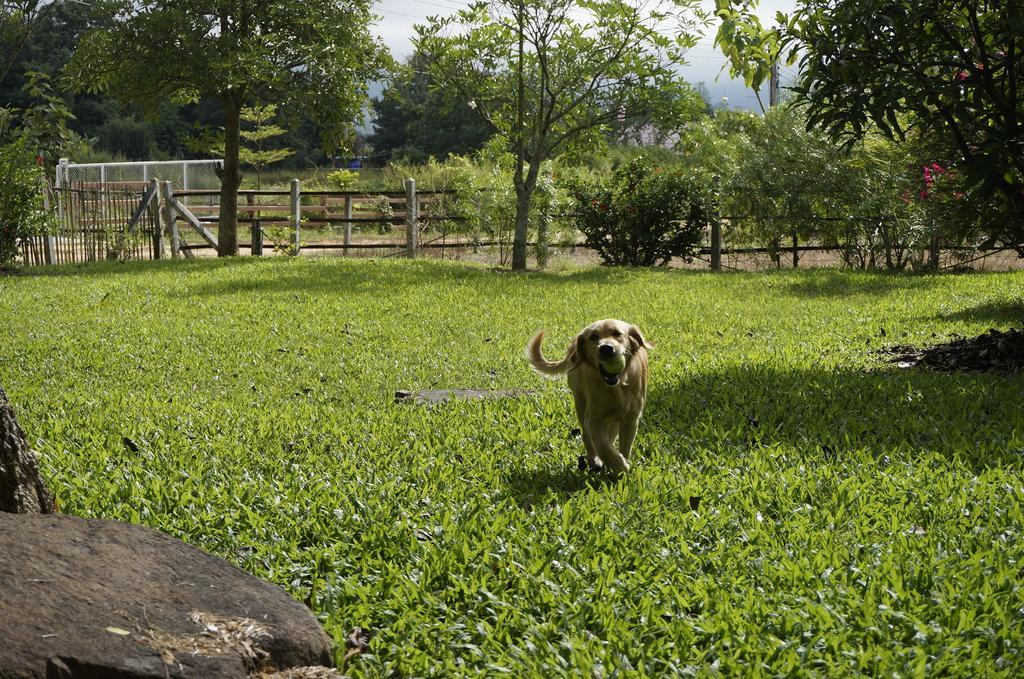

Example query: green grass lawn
[2,258,1023,676]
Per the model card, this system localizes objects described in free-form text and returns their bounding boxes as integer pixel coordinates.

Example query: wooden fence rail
[18,180,1024,270]
[19,178,455,265]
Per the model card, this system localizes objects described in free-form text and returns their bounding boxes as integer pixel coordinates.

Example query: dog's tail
[525,330,574,376]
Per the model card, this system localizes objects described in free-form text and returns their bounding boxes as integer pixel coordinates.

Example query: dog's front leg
[618,413,640,461]
[574,394,603,470]
[588,418,630,474]
[581,429,603,470]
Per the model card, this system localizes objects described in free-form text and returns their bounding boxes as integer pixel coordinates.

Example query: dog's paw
[578,456,604,473]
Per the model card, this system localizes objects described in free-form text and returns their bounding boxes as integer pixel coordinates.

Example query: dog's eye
[613,330,623,338]
[589,333,598,342]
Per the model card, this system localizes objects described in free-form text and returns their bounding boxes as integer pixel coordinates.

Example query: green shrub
[325,168,359,190]
[570,157,708,266]
[0,139,51,268]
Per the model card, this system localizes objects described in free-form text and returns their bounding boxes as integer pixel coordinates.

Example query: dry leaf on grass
[343,627,371,664]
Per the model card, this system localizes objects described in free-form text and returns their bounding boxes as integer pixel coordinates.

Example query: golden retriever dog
[526,319,651,474]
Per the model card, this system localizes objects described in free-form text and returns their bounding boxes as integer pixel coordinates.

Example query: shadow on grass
[27,257,500,295]
[23,257,224,278]
[644,361,1023,471]
[783,270,941,298]
[939,299,1024,325]
[24,256,681,292]
[503,463,621,509]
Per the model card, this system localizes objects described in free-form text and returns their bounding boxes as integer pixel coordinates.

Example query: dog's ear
[573,331,591,366]
[628,325,652,352]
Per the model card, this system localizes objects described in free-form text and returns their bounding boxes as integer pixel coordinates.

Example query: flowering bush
[570,157,709,266]
[0,139,51,268]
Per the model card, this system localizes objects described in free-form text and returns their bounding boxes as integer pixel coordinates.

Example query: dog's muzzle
[598,358,626,386]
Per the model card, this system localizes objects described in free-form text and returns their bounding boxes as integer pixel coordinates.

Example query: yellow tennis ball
[602,354,627,373]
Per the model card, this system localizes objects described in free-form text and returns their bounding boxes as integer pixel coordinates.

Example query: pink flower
[919,190,929,200]
[931,163,944,173]
[955,70,968,81]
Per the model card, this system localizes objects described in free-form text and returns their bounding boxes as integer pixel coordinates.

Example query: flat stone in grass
[0,512,335,678]
[394,388,534,404]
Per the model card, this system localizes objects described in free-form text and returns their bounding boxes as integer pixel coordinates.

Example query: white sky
[370,0,799,111]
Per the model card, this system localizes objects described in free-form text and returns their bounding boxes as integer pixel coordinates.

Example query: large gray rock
[0,385,54,514]
[0,513,335,678]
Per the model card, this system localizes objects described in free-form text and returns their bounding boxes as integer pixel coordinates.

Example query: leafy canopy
[66,0,388,151]
[784,0,1024,249]
[417,0,705,163]
[369,50,493,163]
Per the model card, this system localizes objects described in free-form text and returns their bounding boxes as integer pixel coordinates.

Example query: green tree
[783,0,1024,251]
[417,0,706,271]
[1,0,45,84]
[370,50,493,163]
[66,0,389,256]
[239,104,293,190]
[713,0,785,112]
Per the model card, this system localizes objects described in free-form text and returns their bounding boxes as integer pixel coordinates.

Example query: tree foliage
[66,0,389,256]
[238,105,294,190]
[713,0,788,111]
[369,51,493,163]
[784,0,1024,250]
[417,0,706,271]
[1,0,46,84]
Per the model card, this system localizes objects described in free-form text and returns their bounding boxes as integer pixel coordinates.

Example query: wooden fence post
[149,178,163,259]
[405,178,418,259]
[710,219,722,272]
[41,177,56,265]
[248,193,262,256]
[537,213,549,270]
[792,231,799,268]
[160,181,179,258]
[55,158,67,228]
[343,195,353,255]
[710,175,722,272]
[290,179,301,256]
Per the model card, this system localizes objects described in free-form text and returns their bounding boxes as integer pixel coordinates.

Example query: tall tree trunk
[510,0,528,272]
[511,161,540,272]
[0,384,55,514]
[217,94,243,257]
[512,185,531,271]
